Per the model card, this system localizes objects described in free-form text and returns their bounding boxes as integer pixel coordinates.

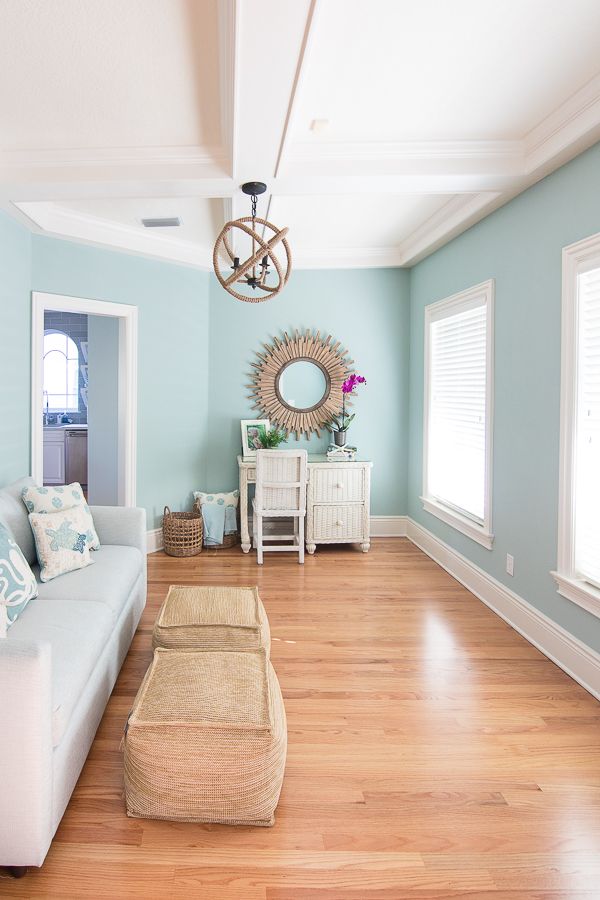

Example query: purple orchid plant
[329,373,367,434]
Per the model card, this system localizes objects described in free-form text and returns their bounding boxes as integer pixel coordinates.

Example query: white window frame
[43,329,80,412]
[421,279,495,550]
[552,231,600,619]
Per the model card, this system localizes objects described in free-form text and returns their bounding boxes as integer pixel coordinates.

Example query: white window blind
[427,299,488,523]
[574,266,600,587]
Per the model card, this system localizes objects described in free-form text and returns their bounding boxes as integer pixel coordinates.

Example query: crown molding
[524,71,600,173]
[287,138,524,163]
[0,145,226,166]
[15,201,213,270]
[397,193,501,266]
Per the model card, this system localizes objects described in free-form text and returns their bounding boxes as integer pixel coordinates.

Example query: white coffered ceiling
[2,0,600,270]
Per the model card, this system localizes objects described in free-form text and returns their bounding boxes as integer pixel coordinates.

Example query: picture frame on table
[240,419,270,459]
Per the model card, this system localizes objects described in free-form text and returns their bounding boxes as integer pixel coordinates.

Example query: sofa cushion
[31,544,143,622]
[8,593,115,747]
[0,476,36,565]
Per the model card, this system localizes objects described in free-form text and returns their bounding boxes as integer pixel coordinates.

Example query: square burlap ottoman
[123,648,287,826]
[152,585,270,653]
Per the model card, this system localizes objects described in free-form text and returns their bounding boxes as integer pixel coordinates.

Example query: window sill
[551,571,600,619]
[420,496,494,550]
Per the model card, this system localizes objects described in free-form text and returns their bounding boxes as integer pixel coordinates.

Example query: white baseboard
[371,515,408,537]
[406,518,600,701]
[148,516,409,549]
[146,527,164,554]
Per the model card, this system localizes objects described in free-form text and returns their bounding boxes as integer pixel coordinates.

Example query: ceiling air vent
[141,216,181,228]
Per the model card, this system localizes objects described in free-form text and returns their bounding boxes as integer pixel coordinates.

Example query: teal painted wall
[30,236,211,528]
[0,213,32,485]
[408,141,600,653]
[207,268,411,515]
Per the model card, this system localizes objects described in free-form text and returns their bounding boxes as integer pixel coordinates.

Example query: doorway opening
[31,292,137,506]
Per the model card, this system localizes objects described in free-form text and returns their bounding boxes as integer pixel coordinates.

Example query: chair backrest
[255,450,308,514]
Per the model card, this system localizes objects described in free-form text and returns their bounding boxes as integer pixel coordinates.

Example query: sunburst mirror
[247,329,354,439]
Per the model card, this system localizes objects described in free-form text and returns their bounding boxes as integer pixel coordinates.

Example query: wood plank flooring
[2,538,600,898]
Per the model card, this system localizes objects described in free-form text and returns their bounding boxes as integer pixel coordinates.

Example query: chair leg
[256,514,264,565]
[298,514,305,564]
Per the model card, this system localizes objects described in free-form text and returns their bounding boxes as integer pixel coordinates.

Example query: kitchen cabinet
[43,429,66,485]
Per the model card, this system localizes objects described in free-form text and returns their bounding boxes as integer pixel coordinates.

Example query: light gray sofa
[0,476,146,874]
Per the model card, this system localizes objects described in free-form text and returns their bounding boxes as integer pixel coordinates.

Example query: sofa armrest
[89,506,147,558]
[0,640,53,867]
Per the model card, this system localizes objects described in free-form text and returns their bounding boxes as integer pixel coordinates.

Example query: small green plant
[262,426,288,449]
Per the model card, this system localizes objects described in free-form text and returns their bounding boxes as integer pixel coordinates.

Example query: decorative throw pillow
[0,521,38,637]
[194,490,239,537]
[29,506,94,582]
[22,483,100,550]
[194,490,239,509]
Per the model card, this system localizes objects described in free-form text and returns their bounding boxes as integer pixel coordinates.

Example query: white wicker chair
[252,449,308,565]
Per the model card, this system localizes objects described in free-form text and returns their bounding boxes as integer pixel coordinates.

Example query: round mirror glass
[277,359,328,411]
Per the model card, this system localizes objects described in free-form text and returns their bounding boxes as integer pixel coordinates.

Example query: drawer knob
[336,519,343,526]
[335,482,343,488]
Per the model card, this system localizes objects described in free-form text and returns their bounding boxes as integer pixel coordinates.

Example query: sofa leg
[6,866,28,878]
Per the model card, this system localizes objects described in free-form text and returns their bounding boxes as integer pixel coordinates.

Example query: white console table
[238,454,372,554]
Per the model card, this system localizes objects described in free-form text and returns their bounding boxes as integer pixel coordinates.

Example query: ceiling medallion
[213,181,292,303]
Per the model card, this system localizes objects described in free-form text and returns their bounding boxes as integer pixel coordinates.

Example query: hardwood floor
[3,538,600,898]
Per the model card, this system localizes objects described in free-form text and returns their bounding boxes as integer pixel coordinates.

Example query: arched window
[43,330,80,412]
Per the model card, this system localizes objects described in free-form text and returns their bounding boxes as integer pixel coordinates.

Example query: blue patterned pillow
[22,482,100,550]
[28,506,93,582]
[0,521,38,637]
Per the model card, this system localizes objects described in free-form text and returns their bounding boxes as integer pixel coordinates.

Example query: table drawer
[312,504,364,541]
[310,467,364,503]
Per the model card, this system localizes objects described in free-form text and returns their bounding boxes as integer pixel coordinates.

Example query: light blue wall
[30,236,211,528]
[207,268,411,515]
[0,213,32,485]
[408,141,600,653]
[87,314,120,506]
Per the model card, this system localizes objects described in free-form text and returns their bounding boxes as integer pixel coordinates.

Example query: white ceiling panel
[272,194,449,250]
[0,0,221,150]
[52,197,223,245]
[290,0,600,143]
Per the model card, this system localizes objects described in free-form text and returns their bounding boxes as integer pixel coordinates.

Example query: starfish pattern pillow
[29,506,94,582]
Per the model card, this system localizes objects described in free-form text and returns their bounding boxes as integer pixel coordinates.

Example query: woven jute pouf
[152,584,270,654]
[123,648,287,826]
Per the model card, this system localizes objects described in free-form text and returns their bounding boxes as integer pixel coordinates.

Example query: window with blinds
[423,281,494,547]
[573,266,600,587]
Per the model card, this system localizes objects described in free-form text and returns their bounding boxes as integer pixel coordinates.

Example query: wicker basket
[193,499,239,549]
[162,506,203,557]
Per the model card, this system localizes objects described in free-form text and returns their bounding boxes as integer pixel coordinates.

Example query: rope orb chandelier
[213,182,291,303]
